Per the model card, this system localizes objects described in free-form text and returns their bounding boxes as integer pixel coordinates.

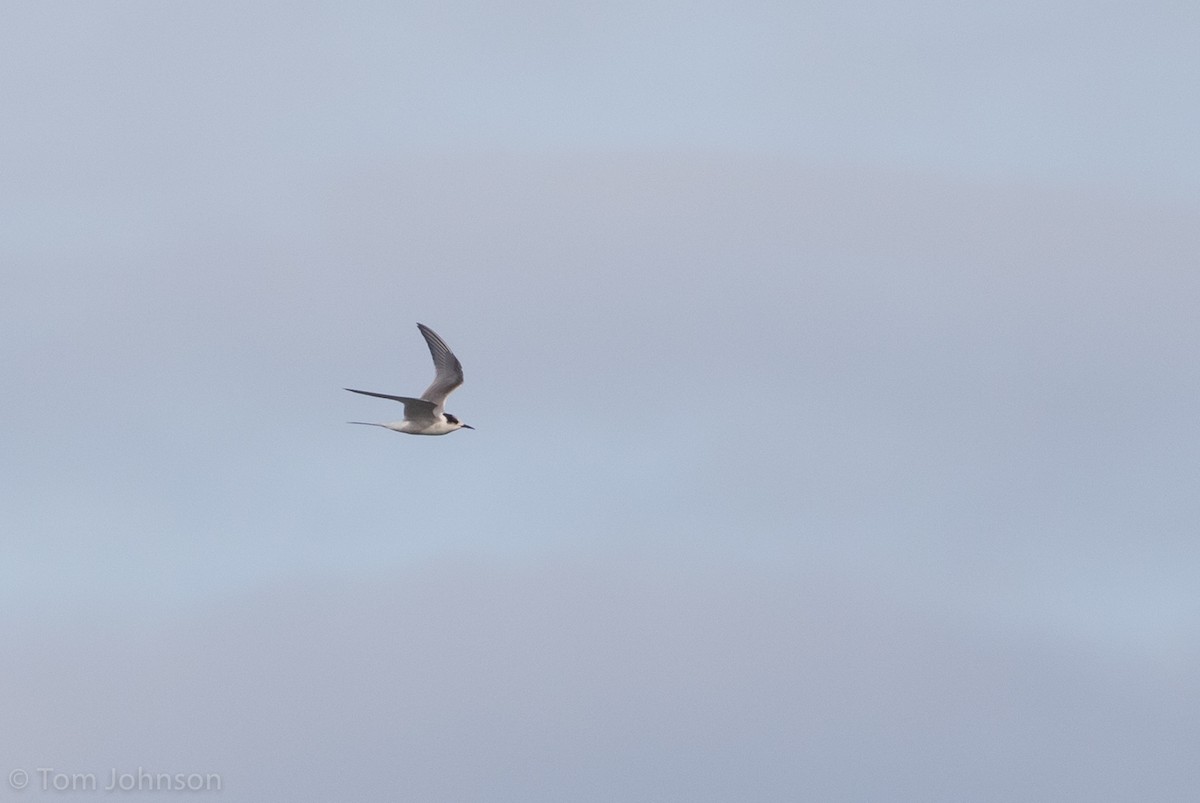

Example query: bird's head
[444,413,474,431]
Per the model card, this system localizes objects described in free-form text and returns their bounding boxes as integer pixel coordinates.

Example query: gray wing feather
[343,388,438,422]
[416,323,464,408]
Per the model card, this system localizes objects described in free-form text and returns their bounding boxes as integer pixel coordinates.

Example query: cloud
[3,553,1196,802]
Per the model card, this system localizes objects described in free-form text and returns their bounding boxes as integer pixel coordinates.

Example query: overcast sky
[3,2,1199,801]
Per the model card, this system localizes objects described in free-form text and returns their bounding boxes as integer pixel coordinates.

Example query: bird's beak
[462,424,475,430]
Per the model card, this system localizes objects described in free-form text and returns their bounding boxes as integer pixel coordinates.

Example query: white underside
[384,418,460,436]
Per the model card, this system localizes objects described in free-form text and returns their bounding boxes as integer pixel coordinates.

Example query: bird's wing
[343,388,438,422]
[416,323,464,408]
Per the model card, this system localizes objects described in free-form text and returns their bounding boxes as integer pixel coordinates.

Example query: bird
[345,323,474,435]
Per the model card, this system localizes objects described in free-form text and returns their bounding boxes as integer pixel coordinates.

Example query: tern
[345,323,474,435]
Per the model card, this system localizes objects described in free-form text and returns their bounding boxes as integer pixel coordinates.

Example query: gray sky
[3,2,1199,801]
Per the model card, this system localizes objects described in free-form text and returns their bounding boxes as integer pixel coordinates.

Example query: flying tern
[345,323,474,435]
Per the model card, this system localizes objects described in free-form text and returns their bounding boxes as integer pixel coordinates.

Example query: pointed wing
[343,388,438,423]
[416,323,464,408]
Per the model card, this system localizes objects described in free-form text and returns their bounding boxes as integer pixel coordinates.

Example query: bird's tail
[347,421,386,427]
